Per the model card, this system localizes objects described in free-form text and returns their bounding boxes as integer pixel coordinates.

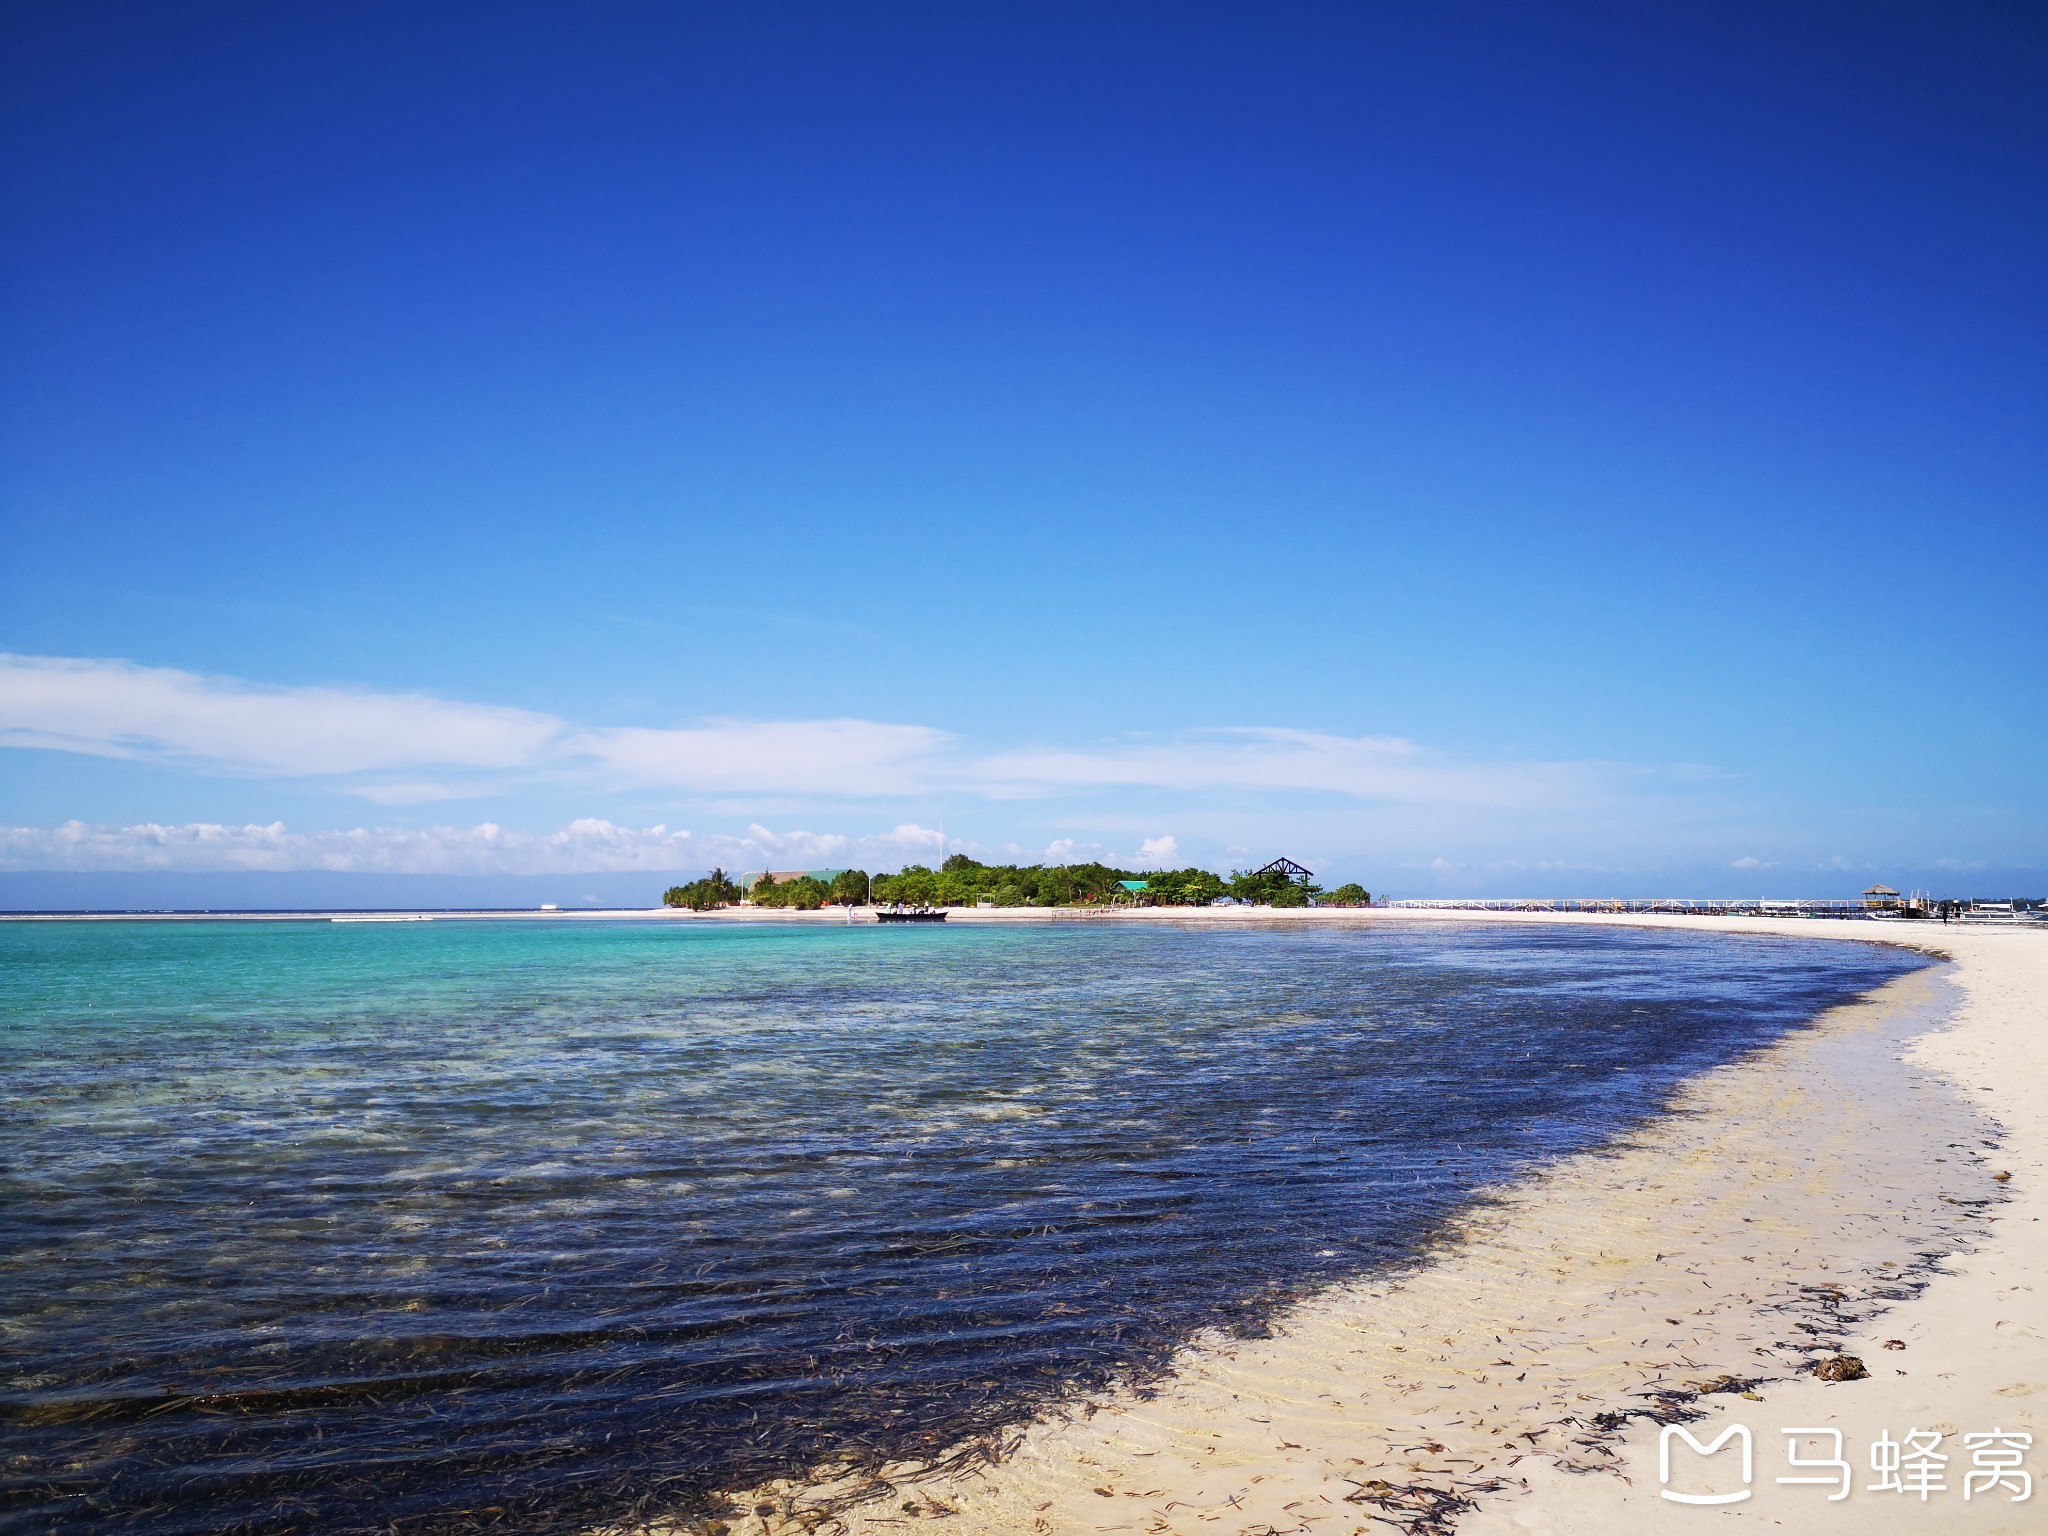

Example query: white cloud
[1136,834,1180,866]
[0,654,945,799]
[348,780,501,805]
[0,817,694,874]
[0,654,559,776]
[1731,856,1765,869]
[0,656,1680,815]
[974,728,1625,809]
[0,817,973,876]
[0,655,1733,876]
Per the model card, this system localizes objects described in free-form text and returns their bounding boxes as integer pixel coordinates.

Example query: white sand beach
[680,912,2044,1536]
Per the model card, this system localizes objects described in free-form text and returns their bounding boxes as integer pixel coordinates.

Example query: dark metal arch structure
[1251,857,1314,883]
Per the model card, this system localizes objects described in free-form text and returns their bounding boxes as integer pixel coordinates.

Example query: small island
[664,856,1371,912]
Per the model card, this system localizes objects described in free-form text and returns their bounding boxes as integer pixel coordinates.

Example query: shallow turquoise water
[0,918,1923,1533]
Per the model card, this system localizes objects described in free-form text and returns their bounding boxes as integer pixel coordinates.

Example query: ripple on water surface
[0,919,1924,1533]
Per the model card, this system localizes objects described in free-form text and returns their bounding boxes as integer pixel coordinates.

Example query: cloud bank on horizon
[0,651,1719,877]
[0,653,1639,805]
[0,814,948,878]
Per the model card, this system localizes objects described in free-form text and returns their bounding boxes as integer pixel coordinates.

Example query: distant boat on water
[876,907,947,923]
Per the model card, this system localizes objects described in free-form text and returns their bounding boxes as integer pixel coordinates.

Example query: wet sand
[647,913,2042,1536]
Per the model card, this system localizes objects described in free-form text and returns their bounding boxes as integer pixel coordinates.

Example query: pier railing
[1384,897,2039,921]
[1390,897,1928,919]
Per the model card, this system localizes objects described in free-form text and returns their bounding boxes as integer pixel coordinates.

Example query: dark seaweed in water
[0,920,1923,1534]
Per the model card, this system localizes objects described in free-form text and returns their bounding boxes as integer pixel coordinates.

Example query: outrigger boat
[875,906,947,924]
[1962,900,2046,925]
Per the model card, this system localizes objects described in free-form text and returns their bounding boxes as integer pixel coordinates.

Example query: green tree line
[666,855,1369,910]
[662,867,742,910]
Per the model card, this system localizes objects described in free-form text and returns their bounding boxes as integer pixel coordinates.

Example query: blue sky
[2,1,2043,896]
